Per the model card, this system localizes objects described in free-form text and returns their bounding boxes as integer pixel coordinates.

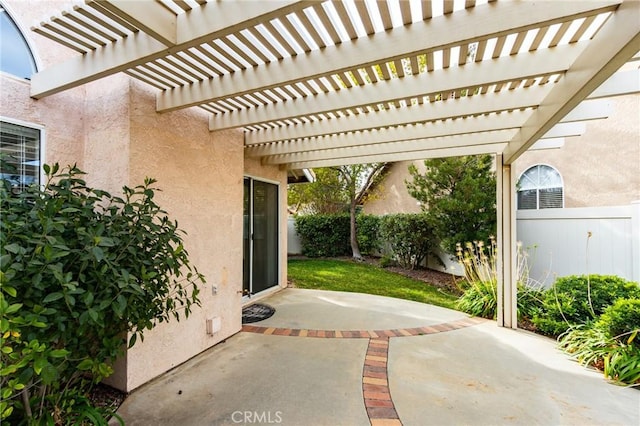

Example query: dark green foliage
[405,155,496,255]
[517,285,545,321]
[288,168,349,214]
[288,164,387,259]
[379,214,434,270]
[295,214,351,257]
[355,214,381,255]
[597,298,640,344]
[294,214,381,257]
[559,316,640,385]
[455,281,544,320]
[0,163,204,423]
[379,255,396,268]
[533,275,640,336]
[456,280,497,319]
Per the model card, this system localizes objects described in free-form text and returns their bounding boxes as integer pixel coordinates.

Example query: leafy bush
[294,214,381,257]
[0,163,204,423]
[379,214,435,270]
[455,238,544,320]
[559,324,640,386]
[356,214,381,255]
[558,325,617,372]
[379,255,396,268]
[533,275,640,336]
[603,342,640,385]
[597,298,640,345]
[295,214,351,257]
[456,279,497,319]
[405,155,496,254]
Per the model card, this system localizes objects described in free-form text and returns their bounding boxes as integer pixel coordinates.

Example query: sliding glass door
[243,178,279,296]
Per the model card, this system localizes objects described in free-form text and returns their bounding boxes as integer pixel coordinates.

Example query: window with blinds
[517,165,563,210]
[0,121,41,191]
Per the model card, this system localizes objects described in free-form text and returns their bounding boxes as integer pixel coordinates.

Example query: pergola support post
[496,154,518,328]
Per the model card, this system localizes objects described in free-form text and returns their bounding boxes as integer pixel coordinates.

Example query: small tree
[379,214,435,269]
[287,168,348,215]
[406,155,496,254]
[288,164,386,260]
[333,163,387,260]
[0,163,204,423]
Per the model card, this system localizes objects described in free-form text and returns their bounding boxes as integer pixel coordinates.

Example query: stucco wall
[1,1,85,169]
[82,76,131,193]
[114,81,246,391]
[2,0,282,392]
[514,95,640,207]
[363,161,425,215]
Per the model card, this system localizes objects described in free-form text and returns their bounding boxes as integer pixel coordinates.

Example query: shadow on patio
[112,288,639,426]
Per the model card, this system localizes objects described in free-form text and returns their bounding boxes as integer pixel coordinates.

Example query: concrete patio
[113,288,639,425]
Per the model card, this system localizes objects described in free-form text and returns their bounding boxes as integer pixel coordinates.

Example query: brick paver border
[242,317,486,425]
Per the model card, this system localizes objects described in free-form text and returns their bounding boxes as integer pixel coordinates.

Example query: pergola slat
[264,129,517,165]
[31,0,311,98]
[244,85,554,144]
[209,43,585,130]
[28,0,636,182]
[354,0,376,35]
[504,0,640,163]
[286,143,508,169]
[247,111,530,157]
[159,0,618,112]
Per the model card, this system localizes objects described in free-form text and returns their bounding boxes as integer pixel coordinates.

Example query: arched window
[1,3,37,79]
[517,164,564,210]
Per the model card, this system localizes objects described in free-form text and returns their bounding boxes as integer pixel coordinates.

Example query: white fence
[516,202,640,287]
[288,202,640,286]
[287,217,302,255]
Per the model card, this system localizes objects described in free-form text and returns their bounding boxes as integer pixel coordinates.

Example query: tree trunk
[350,200,362,260]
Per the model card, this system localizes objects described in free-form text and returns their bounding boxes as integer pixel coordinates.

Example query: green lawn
[287,258,458,310]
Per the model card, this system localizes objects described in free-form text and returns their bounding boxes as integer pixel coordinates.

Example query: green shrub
[456,280,497,319]
[356,214,381,255]
[294,214,381,257]
[533,275,640,336]
[455,238,544,320]
[597,298,640,344]
[558,325,612,369]
[603,342,640,385]
[295,214,350,257]
[379,214,435,270]
[379,255,396,268]
[0,163,204,424]
[559,324,640,386]
[455,281,544,320]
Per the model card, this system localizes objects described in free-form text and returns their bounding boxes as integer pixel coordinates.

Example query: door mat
[242,303,276,324]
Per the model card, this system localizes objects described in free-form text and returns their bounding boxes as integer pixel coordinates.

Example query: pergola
[30,0,640,328]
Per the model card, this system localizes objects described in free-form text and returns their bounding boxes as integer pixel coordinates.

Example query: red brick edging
[241,316,485,339]
[363,337,400,425]
[242,317,486,426]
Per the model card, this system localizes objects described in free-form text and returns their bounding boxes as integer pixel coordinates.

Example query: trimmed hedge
[597,298,640,345]
[379,213,435,269]
[357,214,382,255]
[294,214,381,257]
[533,275,640,336]
[294,213,437,268]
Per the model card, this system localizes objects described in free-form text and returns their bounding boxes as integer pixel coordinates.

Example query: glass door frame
[243,175,280,299]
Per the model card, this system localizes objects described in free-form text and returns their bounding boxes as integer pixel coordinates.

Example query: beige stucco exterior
[2,0,288,392]
[363,161,425,215]
[514,94,640,208]
[364,95,639,215]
